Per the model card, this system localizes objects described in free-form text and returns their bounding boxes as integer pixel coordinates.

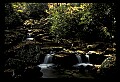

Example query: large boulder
[98,55,116,79]
[101,55,116,68]
[53,53,78,68]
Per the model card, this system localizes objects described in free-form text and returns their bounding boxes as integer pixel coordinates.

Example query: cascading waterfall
[28,33,31,37]
[38,52,55,69]
[75,54,82,63]
[73,53,93,68]
[43,54,53,64]
[75,53,90,63]
[85,54,90,63]
[26,32,34,40]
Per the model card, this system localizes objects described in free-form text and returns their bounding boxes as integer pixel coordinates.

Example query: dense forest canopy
[5,3,116,43]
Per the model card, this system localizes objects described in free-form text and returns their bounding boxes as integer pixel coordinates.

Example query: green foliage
[89,3,116,42]
[47,3,116,42]
[47,3,93,41]
[48,5,69,38]
[5,3,27,29]
[26,3,48,19]
[5,3,49,29]
[5,3,116,42]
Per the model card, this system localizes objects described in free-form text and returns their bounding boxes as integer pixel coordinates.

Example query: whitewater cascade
[76,54,82,63]
[85,54,90,63]
[43,54,53,64]
[38,52,55,69]
[73,53,93,68]
[75,54,90,63]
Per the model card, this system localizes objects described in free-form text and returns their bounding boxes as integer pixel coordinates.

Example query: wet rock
[89,54,106,65]
[98,56,116,79]
[101,56,116,68]
[104,48,116,54]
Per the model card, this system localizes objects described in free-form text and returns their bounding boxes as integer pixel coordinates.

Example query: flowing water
[85,54,90,63]
[43,54,53,64]
[38,52,55,69]
[74,54,93,68]
[38,52,57,78]
[75,54,90,63]
[26,32,34,40]
[76,54,82,63]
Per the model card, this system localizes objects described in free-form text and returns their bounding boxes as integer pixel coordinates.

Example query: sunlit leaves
[12,4,18,8]
[5,3,28,28]
[5,3,49,29]
[11,2,27,13]
[17,10,23,12]
[5,2,115,42]
[47,3,94,40]
[79,3,92,11]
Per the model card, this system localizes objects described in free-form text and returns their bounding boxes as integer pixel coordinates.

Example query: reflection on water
[38,64,59,78]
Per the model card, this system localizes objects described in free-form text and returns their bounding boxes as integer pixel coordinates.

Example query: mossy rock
[101,56,116,69]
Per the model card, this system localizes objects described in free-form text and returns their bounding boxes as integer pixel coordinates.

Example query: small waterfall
[85,54,90,63]
[27,33,32,37]
[73,53,93,68]
[76,54,82,63]
[75,54,90,64]
[38,51,55,69]
[43,54,53,64]
[26,32,34,40]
